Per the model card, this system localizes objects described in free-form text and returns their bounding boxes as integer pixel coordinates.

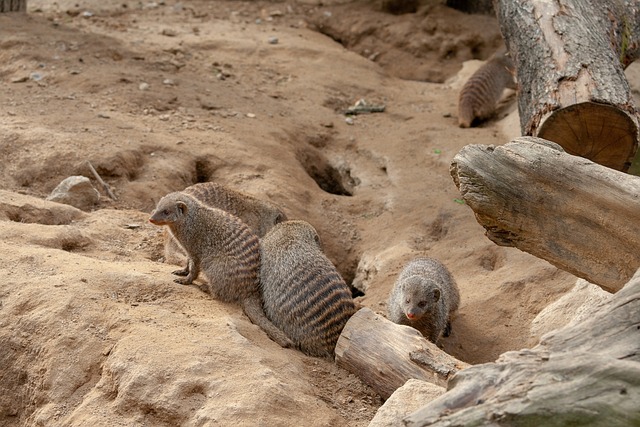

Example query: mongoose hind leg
[443,321,452,337]
[172,265,189,276]
[242,295,293,348]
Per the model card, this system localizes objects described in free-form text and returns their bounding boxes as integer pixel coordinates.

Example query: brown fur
[387,257,460,343]
[165,182,288,276]
[458,47,516,128]
[259,220,357,358]
[150,192,292,348]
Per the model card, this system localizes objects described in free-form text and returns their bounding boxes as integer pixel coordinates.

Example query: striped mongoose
[259,220,357,358]
[387,257,460,343]
[165,182,288,277]
[457,47,516,128]
[149,191,293,348]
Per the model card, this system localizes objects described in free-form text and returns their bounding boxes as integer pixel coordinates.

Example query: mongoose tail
[242,295,294,348]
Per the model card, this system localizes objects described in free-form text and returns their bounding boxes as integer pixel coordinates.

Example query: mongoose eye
[405,298,410,304]
[417,301,427,309]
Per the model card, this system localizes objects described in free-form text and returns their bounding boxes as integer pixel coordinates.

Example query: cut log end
[537,102,638,172]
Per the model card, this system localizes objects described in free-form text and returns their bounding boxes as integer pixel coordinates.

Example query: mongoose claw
[172,268,189,276]
[173,277,192,285]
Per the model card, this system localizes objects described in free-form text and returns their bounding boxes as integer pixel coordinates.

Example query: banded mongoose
[457,47,516,128]
[166,182,288,277]
[259,220,357,358]
[387,257,460,343]
[149,191,293,348]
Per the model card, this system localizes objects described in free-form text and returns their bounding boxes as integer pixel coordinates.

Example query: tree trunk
[403,267,640,427]
[496,0,640,172]
[0,0,26,12]
[335,307,468,400]
[450,136,640,293]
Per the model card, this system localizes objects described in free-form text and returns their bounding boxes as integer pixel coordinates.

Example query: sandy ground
[3,1,631,425]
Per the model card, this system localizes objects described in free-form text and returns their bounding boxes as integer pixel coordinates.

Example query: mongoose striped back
[259,220,357,358]
[458,47,516,128]
[183,182,287,237]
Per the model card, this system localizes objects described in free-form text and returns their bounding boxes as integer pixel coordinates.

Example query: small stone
[267,36,279,45]
[46,176,100,211]
[163,78,175,86]
[139,82,150,91]
[11,76,29,83]
[30,72,43,81]
[345,117,354,125]
[97,112,111,119]
[246,113,256,118]
[162,28,177,37]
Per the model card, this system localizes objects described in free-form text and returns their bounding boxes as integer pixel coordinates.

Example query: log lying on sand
[404,267,640,427]
[496,0,640,171]
[335,307,468,400]
[450,136,640,293]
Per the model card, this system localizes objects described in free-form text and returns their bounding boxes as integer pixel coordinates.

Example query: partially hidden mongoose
[387,257,460,343]
[149,191,293,348]
[165,182,288,277]
[457,47,516,128]
[259,220,357,358]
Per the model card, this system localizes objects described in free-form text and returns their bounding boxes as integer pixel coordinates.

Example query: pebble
[345,117,354,125]
[246,113,256,118]
[267,36,279,45]
[139,82,150,91]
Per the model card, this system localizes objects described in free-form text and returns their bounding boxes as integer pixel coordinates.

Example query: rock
[368,379,445,427]
[0,190,86,225]
[530,278,612,342]
[46,176,100,211]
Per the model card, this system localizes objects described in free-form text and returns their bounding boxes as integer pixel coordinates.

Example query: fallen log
[403,267,640,426]
[335,307,469,400]
[450,136,640,293]
[496,0,640,171]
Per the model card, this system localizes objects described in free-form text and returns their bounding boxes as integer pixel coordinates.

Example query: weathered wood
[450,136,640,293]
[0,0,26,12]
[496,0,640,171]
[404,267,640,426]
[335,307,468,400]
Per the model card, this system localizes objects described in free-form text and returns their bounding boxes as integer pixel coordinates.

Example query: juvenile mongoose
[166,182,288,277]
[457,47,516,128]
[387,257,460,343]
[149,191,293,348]
[259,220,357,358]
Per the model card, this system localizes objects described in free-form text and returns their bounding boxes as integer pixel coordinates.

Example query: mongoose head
[400,276,441,321]
[266,220,323,249]
[149,193,190,226]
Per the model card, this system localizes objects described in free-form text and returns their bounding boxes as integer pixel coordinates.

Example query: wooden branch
[450,136,640,292]
[403,267,640,426]
[86,161,117,201]
[496,0,640,171]
[335,307,469,400]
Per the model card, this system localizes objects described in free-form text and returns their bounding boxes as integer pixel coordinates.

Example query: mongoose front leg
[172,259,191,277]
[242,295,293,348]
[174,259,199,285]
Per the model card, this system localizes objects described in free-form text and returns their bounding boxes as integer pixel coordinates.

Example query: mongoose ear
[177,201,188,215]
[433,288,441,302]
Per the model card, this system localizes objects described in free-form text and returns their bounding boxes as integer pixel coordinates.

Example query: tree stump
[404,267,640,426]
[496,0,640,172]
[335,307,468,400]
[450,136,640,293]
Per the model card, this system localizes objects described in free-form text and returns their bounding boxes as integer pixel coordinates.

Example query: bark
[496,0,640,171]
[334,307,469,400]
[404,267,640,427]
[0,0,26,12]
[450,136,640,293]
